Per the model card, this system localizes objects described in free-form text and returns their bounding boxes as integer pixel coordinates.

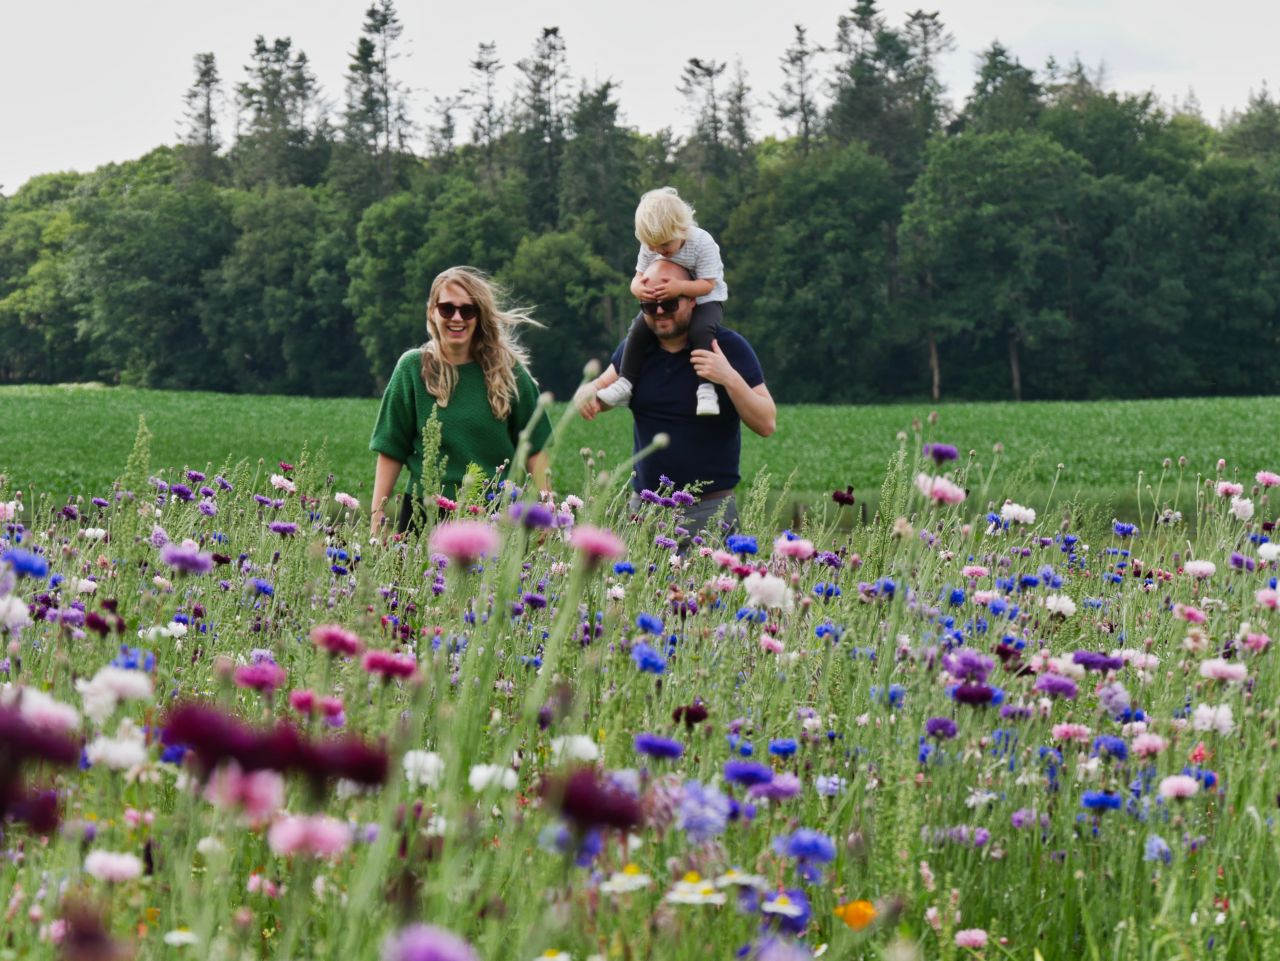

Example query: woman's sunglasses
[638,298,682,316]
[436,301,478,321]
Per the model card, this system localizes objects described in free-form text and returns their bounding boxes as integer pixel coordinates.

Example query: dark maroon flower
[314,737,389,786]
[951,683,995,705]
[832,486,856,506]
[550,768,641,832]
[672,701,709,728]
[0,707,81,766]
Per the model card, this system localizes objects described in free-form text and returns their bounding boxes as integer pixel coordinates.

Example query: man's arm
[575,364,620,420]
[690,341,776,437]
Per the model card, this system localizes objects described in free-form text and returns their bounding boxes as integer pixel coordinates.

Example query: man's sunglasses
[639,298,682,316]
[436,301,478,321]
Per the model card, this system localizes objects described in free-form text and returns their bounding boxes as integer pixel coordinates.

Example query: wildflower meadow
[3,408,1280,961]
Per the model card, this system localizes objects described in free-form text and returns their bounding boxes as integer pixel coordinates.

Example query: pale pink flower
[1256,588,1279,611]
[269,474,297,494]
[568,525,626,567]
[915,473,966,505]
[428,520,499,566]
[711,549,736,568]
[955,929,988,949]
[84,850,143,882]
[924,906,942,931]
[1199,658,1247,683]
[0,501,16,522]
[971,590,998,606]
[268,815,352,858]
[1191,703,1234,736]
[1231,496,1255,522]
[1158,775,1200,800]
[1257,470,1280,488]
[1183,560,1215,579]
[1242,631,1271,654]
[1216,481,1243,498]
[1051,723,1091,743]
[204,762,284,826]
[1173,604,1206,624]
[1000,502,1036,524]
[334,492,360,511]
[773,537,815,560]
[962,565,989,579]
[1131,733,1167,758]
[759,635,785,654]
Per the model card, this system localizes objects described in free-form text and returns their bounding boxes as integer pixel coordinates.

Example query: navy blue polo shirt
[609,328,765,494]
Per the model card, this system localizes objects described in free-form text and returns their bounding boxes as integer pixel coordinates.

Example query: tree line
[1,0,1278,403]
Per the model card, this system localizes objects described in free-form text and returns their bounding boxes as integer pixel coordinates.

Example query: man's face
[643,294,692,340]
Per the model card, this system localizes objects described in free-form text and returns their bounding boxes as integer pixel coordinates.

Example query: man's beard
[651,314,691,340]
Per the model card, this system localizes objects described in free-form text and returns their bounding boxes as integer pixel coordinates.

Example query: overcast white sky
[2,0,1276,195]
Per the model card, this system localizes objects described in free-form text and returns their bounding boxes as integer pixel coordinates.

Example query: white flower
[163,929,199,947]
[714,868,769,890]
[1183,560,1216,579]
[403,750,445,789]
[86,720,148,770]
[269,474,296,494]
[83,850,143,882]
[72,578,98,594]
[0,595,32,632]
[550,735,599,764]
[761,892,805,917]
[964,789,998,808]
[742,572,793,612]
[665,872,727,905]
[1043,594,1077,617]
[1230,496,1254,522]
[1,685,80,733]
[599,864,652,894]
[1192,703,1234,736]
[468,764,517,792]
[76,667,153,725]
[80,528,107,541]
[1000,502,1036,524]
[606,585,626,601]
[1260,542,1280,563]
[195,837,225,857]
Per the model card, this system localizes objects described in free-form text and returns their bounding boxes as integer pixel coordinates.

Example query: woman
[369,266,551,536]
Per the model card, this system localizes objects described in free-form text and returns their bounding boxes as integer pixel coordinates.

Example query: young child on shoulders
[595,186,728,416]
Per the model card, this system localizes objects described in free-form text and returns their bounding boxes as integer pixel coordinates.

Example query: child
[595,187,728,416]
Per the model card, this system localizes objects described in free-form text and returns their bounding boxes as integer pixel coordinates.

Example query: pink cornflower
[382,924,480,961]
[311,624,362,657]
[568,525,626,568]
[83,850,143,883]
[955,929,988,949]
[1216,480,1243,498]
[435,496,458,512]
[1199,658,1248,683]
[234,662,287,694]
[1257,588,1279,611]
[204,761,284,825]
[1242,631,1271,654]
[915,473,966,505]
[1158,775,1200,800]
[363,650,418,681]
[773,537,815,560]
[759,635,785,654]
[267,814,352,858]
[711,549,736,568]
[1051,723,1091,743]
[289,689,316,715]
[1183,560,1215,579]
[962,565,989,579]
[1131,733,1167,758]
[334,492,360,511]
[1257,470,1280,488]
[428,520,499,566]
[1173,604,1207,624]
[269,474,297,494]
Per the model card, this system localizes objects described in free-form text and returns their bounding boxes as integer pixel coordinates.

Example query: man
[577,258,775,535]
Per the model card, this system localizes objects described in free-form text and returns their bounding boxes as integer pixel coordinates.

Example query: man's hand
[690,339,737,387]
[574,383,603,420]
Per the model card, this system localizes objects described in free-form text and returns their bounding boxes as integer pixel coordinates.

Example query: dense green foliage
[4,385,1278,525]
[2,1,1279,402]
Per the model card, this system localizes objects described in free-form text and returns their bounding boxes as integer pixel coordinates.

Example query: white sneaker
[595,377,633,408]
[696,383,720,416]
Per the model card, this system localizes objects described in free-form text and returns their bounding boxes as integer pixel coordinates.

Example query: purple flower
[677,780,730,842]
[925,717,958,739]
[507,503,554,529]
[198,499,218,517]
[381,924,479,961]
[942,649,993,684]
[951,683,995,705]
[1073,651,1125,672]
[724,760,774,787]
[159,543,214,575]
[748,772,801,801]
[169,483,194,502]
[672,490,696,506]
[268,521,298,536]
[1034,673,1079,699]
[923,443,959,464]
[634,733,684,759]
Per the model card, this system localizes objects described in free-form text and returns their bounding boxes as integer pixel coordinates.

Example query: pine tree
[181,53,223,181]
[514,27,568,230]
[468,42,505,186]
[776,25,823,153]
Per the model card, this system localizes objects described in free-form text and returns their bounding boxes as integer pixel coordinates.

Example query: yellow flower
[834,899,878,931]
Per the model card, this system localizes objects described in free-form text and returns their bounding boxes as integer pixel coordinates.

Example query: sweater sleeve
[369,351,419,463]
[511,365,552,454]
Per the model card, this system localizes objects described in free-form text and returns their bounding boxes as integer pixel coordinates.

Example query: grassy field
[3,384,1277,520]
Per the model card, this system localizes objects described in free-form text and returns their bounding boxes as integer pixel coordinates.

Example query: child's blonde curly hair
[634,186,695,248]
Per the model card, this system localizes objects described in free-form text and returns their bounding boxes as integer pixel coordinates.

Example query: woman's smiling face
[431,281,478,361]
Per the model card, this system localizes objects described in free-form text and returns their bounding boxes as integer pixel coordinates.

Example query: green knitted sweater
[369,349,551,498]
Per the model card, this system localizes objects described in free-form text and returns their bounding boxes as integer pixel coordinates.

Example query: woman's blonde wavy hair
[420,266,541,420]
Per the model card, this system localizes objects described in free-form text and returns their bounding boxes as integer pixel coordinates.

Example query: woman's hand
[574,384,602,420]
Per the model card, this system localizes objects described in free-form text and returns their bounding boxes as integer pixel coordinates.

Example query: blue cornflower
[948,588,966,606]
[723,760,773,787]
[1144,834,1172,864]
[773,829,836,882]
[631,643,666,674]
[678,781,730,842]
[1113,521,1139,537]
[613,561,635,575]
[634,733,684,759]
[251,578,274,597]
[2,548,49,579]
[726,534,758,555]
[110,646,155,672]
[768,738,798,757]
[1091,735,1128,762]
[1081,791,1122,811]
[636,612,663,635]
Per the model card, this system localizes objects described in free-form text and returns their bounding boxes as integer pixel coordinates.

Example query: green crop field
[2,384,1276,521]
